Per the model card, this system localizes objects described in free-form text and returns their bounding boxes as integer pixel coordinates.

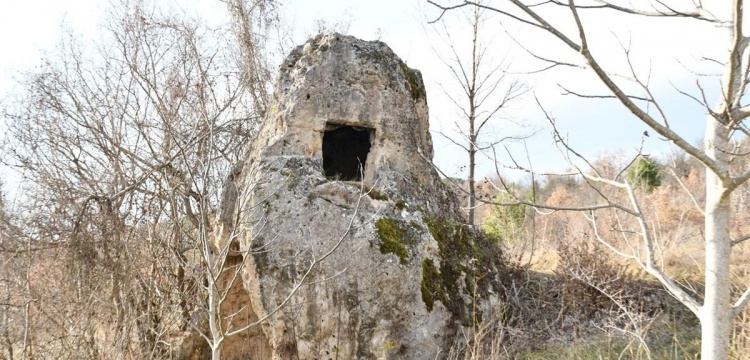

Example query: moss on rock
[399,61,426,101]
[368,188,389,201]
[421,258,441,312]
[420,215,507,325]
[376,217,416,265]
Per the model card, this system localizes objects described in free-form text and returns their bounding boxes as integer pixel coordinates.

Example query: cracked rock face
[214,33,506,360]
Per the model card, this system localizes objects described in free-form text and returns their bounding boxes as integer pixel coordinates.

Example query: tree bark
[467,10,478,225]
[701,117,732,360]
[468,128,476,224]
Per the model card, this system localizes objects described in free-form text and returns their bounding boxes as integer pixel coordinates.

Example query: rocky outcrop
[214,33,509,359]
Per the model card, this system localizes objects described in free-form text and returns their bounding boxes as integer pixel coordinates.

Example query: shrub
[627,156,662,192]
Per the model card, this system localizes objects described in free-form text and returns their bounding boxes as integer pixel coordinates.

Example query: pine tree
[627,156,662,192]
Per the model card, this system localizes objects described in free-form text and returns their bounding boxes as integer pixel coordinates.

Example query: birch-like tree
[429,1,750,359]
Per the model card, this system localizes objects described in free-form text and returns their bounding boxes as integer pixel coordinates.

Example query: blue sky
[0,0,719,184]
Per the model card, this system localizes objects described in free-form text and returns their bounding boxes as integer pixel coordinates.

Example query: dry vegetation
[1,0,750,359]
[0,1,276,358]
[443,147,750,359]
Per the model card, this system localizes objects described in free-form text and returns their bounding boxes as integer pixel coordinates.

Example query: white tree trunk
[701,117,732,360]
[202,232,224,360]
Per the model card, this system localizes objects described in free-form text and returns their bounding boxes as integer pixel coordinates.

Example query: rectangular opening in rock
[323,124,374,181]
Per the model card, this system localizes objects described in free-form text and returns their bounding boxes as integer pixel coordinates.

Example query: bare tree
[224,0,278,117]
[0,0,273,357]
[1,1,366,357]
[431,2,527,224]
[189,162,366,359]
[429,1,750,359]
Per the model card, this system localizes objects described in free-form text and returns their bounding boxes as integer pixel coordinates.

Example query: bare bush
[0,0,275,357]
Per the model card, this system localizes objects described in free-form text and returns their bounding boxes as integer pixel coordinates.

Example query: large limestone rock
[216,33,507,359]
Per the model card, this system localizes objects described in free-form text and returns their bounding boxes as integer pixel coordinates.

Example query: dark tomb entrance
[323,125,374,181]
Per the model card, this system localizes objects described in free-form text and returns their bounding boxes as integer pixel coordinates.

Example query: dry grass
[443,229,750,359]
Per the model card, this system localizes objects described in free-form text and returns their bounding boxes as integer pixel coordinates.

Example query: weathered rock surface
[214,33,508,360]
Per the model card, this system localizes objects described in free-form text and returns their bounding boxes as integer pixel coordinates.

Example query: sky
[0,0,728,186]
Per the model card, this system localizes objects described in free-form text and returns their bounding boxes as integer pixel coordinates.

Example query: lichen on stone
[269,102,280,114]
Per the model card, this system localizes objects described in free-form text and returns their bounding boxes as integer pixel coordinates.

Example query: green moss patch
[421,258,441,312]
[376,217,416,265]
[421,215,508,324]
[367,188,389,201]
[399,61,426,101]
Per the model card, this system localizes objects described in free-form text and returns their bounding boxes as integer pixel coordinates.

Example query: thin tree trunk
[21,238,33,360]
[467,13,478,225]
[468,134,476,225]
[3,292,12,360]
[701,117,732,360]
[205,236,223,360]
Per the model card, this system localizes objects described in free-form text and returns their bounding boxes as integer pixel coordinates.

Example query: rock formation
[211,33,508,359]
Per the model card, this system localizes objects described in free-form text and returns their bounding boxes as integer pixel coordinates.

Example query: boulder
[215,33,508,360]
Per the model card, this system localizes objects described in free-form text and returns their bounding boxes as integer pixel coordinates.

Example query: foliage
[627,156,662,192]
[482,191,528,244]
